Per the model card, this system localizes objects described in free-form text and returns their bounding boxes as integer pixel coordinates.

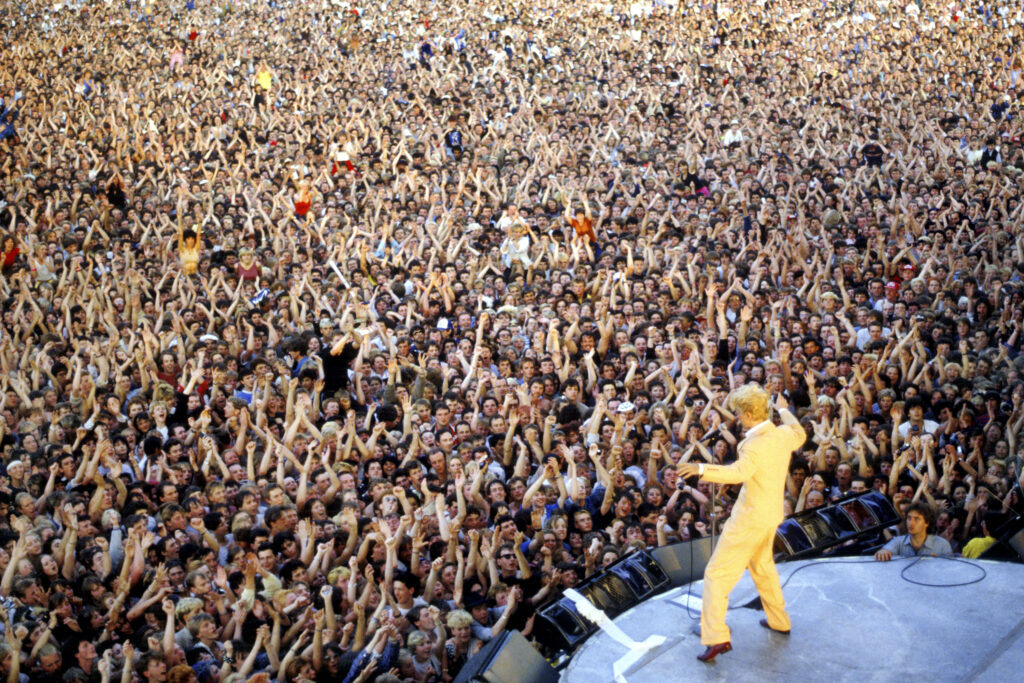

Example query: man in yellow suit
[677,384,805,662]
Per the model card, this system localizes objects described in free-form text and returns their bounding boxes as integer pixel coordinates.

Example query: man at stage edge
[874,502,954,561]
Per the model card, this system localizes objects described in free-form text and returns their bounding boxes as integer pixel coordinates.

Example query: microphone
[698,427,720,443]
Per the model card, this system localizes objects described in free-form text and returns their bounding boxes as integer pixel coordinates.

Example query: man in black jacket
[319,328,361,398]
[980,137,1002,167]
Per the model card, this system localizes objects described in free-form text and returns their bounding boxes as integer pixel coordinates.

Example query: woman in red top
[236,247,260,281]
[294,180,312,218]
[1,234,22,274]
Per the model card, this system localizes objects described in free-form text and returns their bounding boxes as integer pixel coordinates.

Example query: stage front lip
[561,556,1024,683]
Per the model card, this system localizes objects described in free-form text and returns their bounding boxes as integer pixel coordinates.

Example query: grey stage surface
[561,556,1024,683]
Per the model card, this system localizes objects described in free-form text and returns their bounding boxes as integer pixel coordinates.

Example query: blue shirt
[881,533,953,557]
[341,639,399,683]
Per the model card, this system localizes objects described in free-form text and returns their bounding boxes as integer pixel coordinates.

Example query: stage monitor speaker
[775,511,839,558]
[774,517,817,558]
[816,504,859,539]
[453,630,559,683]
[577,570,635,617]
[974,516,1024,565]
[533,596,594,654]
[610,549,671,595]
[533,549,671,655]
[650,536,715,587]
[1004,529,1024,562]
[855,490,900,527]
[775,491,899,560]
[576,549,670,617]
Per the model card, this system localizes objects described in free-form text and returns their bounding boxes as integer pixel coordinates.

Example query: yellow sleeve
[701,448,758,485]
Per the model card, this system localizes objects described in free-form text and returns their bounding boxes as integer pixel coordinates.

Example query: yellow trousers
[700,522,790,645]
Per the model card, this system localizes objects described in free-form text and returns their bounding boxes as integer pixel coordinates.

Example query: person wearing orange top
[565,190,597,246]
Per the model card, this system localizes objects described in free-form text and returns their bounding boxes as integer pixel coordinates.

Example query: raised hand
[773,392,789,412]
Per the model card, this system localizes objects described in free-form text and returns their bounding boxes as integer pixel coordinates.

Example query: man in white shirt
[897,398,941,438]
[496,204,527,232]
[722,120,744,147]
[500,220,532,271]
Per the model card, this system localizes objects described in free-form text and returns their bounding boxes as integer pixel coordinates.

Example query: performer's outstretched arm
[678,449,758,486]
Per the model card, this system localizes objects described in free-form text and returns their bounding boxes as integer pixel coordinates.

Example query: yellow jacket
[701,415,806,531]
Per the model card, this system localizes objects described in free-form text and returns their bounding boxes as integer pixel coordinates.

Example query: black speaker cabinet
[650,536,716,587]
[453,629,559,683]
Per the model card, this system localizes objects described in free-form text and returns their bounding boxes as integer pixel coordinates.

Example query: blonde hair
[728,383,770,422]
[321,421,340,441]
[176,597,204,620]
[446,609,474,629]
[816,396,836,408]
[327,566,351,585]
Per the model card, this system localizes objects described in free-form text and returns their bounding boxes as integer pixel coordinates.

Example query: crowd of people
[1,0,1024,680]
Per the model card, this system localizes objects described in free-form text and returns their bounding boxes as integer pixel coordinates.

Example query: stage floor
[561,556,1024,683]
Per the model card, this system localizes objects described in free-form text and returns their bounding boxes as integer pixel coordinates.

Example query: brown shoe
[697,642,732,662]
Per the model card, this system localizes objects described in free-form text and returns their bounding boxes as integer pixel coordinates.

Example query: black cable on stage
[778,556,884,591]
[778,554,989,590]
[898,555,988,587]
[679,553,989,622]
